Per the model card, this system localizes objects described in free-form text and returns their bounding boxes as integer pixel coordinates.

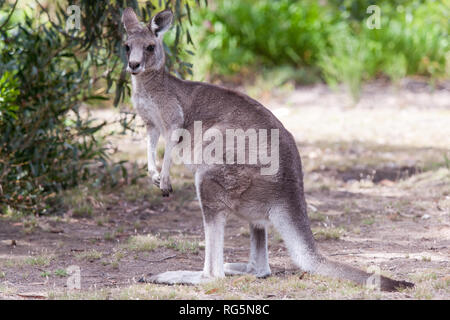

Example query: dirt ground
[1,80,449,299]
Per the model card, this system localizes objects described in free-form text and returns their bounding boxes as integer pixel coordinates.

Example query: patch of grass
[125,235,165,252]
[40,271,51,277]
[72,205,93,218]
[312,227,345,241]
[112,250,125,262]
[0,205,24,221]
[122,184,162,205]
[89,238,100,245]
[109,249,126,270]
[165,238,202,254]
[119,284,199,300]
[45,271,418,300]
[414,287,433,300]
[411,272,438,283]
[61,185,114,217]
[104,231,116,241]
[96,216,107,226]
[433,277,450,291]
[133,221,142,229]
[201,278,228,295]
[0,257,22,268]
[116,226,124,234]
[309,212,326,222]
[362,218,375,225]
[48,289,111,300]
[74,249,103,262]
[0,284,17,295]
[125,234,202,254]
[54,269,68,277]
[25,254,54,267]
[51,284,199,300]
[23,217,39,234]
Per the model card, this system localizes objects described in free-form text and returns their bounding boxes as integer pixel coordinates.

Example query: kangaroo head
[122,8,173,75]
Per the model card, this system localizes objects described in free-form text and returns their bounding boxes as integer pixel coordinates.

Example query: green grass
[121,184,162,205]
[312,227,345,241]
[54,269,68,277]
[125,235,165,252]
[124,234,202,254]
[40,271,51,277]
[192,0,449,100]
[74,250,103,262]
[362,218,375,226]
[72,205,93,218]
[0,205,24,221]
[25,254,54,267]
[22,217,39,234]
[309,212,327,222]
[165,238,202,254]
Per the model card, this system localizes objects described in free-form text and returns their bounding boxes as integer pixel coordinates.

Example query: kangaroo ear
[122,8,141,34]
[150,10,173,37]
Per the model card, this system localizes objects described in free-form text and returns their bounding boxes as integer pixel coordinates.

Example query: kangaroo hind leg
[149,173,227,285]
[224,223,271,278]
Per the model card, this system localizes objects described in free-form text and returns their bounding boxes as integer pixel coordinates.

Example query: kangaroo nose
[129,62,141,70]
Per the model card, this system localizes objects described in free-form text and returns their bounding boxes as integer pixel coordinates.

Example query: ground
[0,80,449,299]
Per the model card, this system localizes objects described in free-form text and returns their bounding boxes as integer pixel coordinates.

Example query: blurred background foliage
[191,0,448,94]
[0,0,449,214]
[0,0,199,214]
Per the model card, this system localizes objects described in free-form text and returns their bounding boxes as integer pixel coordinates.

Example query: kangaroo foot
[148,271,211,285]
[224,263,271,278]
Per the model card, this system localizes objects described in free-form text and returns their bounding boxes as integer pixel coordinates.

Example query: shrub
[193,0,336,78]
[193,0,449,96]
[319,0,449,100]
[0,0,199,214]
[0,12,110,213]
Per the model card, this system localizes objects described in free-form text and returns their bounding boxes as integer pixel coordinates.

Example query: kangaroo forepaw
[160,176,173,197]
[149,172,161,187]
[160,185,173,197]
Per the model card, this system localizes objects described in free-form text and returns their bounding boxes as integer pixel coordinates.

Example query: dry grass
[74,250,103,262]
[125,235,165,252]
[312,227,345,240]
[124,234,202,254]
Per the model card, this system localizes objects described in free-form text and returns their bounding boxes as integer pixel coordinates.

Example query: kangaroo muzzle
[127,49,145,75]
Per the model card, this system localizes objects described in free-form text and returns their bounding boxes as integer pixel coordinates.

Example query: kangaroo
[122,8,414,291]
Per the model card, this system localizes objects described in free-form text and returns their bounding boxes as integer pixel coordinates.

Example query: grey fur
[122,8,414,291]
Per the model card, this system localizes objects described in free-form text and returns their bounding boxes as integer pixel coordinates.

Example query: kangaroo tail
[314,256,414,291]
[270,204,414,292]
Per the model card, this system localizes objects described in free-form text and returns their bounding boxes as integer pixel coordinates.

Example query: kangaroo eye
[146,45,155,52]
[124,44,130,52]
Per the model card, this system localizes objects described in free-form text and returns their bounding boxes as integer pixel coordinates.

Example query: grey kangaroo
[122,8,413,291]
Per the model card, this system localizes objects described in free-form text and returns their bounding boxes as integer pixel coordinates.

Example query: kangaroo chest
[131,76,184,138]
[133,92,163,128]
